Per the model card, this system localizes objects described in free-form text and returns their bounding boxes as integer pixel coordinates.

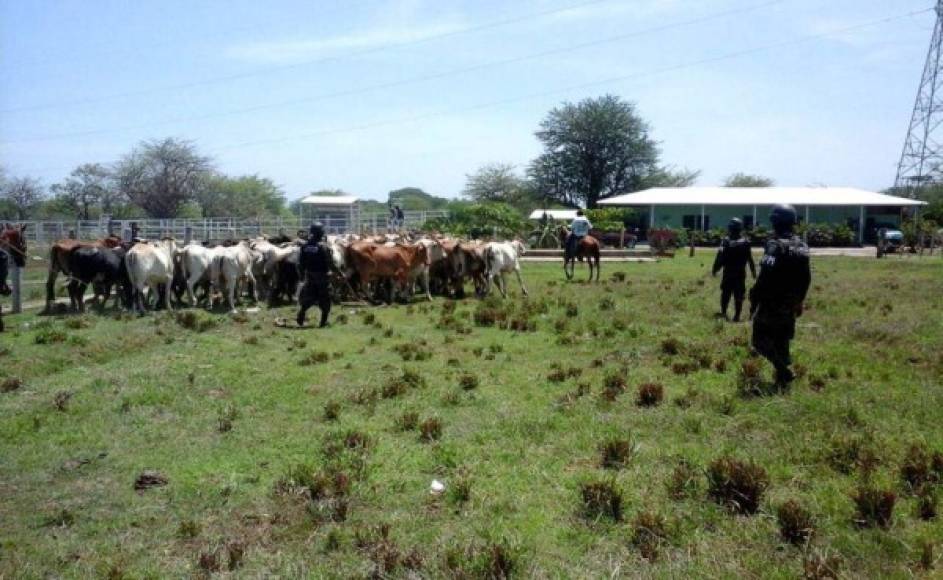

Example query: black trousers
[720,277,746,320]
[297,276,331,327]
[751,307,796,381]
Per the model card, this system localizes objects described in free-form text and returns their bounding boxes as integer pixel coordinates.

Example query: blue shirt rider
[567,210,592,257]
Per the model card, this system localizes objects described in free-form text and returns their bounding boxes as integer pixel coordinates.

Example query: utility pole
[895,0,943,196]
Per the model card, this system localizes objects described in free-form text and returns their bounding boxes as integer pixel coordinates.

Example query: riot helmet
[727,217,744,237]
[769,204,798,235]
[308,222,325,242]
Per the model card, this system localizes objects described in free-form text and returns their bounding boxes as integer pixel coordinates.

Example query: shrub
[396,411,419,432]
[776,499,815,544]
[706,457,769,514]
[458,373,479,391]
[851,485,896,528]
[636,383,664,407]
[580,479,623,521]
[599,438,634,470]
[630,511,668,561]
[419,417,442,442]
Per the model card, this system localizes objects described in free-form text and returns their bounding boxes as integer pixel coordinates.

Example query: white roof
[299,195,359,206]
[599,187,926,207]
[529,209,578,220]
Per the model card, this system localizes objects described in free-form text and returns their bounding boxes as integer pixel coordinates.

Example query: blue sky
[0,0,935,202]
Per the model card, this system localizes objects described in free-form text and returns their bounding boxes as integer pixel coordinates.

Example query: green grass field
[1,257,941,578]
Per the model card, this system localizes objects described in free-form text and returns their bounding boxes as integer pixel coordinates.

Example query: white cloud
[227,20,466,64]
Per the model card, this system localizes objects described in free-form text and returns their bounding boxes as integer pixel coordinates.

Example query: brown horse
[0,223,28,332]
[559,226,600,282]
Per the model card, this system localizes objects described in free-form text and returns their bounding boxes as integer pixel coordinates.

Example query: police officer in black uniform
[749,204,811,386]
[712,217,756,322]
[296,222,333,328]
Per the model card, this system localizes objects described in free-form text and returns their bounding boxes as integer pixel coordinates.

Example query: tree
[463,163,538,210]
[196,174,286,218]
[113,138,213,218]
[529,95,660,208]
[49,163,111,220]
[0,175,45,219]
[643,167,701,188]
[422,201,528,239]
[724,173,774,187]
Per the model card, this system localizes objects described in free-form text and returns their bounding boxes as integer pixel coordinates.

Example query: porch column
[752,205,757,227]
[649,204,655,228]
[859,205,865,244]
[700,205,706,231]
[804,205,810,242]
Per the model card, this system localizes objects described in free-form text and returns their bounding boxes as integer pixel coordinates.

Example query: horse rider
[296,222,334,328]
[566,210,593,259]
[712,217,756,322]
[749,204,811,386]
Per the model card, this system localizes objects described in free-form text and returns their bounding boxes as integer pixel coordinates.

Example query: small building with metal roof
[528,209,579,221]
[297,195,361,233]
[599,187,926,243]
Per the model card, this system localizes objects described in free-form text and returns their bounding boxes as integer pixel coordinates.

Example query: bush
[851,485,896,528]
[636,383,664,407]
[580,479,623,521]
[776,499,815,544]
[599,438,634,470]
[630,511,668,560]
[706,457,769,514]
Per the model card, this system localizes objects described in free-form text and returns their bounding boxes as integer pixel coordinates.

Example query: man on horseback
[712,218,756,322]
[566,210,593,260]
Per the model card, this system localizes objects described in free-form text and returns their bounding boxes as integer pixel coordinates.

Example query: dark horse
[0,223,28,332]
[559,226,601,282]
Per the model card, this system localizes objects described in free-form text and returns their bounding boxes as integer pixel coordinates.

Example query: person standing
[749,205,811,386]
[712,218,756,322]
[566,210,592,259]
[395,205,405,231]
[296,222,333,328]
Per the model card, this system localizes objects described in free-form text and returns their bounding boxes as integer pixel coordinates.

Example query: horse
[0,223,28,332]
[559,226,600,282]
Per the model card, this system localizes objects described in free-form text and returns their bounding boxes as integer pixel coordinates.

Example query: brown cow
[45,236,123,312]
[457,241,489,296]
[346,242,429,304]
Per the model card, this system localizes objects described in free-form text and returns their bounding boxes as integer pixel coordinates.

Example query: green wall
[643,205,903,232]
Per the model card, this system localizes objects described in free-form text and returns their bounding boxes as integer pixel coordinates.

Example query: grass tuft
[322,401,340,421]
[667,459,699,500]
[599,438,634,470]
[630,511,669,561]
[174,311,217,332]
[396,411,419,432]
[776,499,815,545]
[1,377,22,393]
[636,383,664,407]
[300,350,330,366]
[851,485,896,528]
[419,417,443,442]
[706,456,769,515]
[458,372,480,391]
[580,478,623,521]
[660,338,682,356]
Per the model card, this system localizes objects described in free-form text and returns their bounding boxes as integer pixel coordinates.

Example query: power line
[8,6,932,178]
[0,0,612,114]
[206,7,935,153]
[0,0,786,144]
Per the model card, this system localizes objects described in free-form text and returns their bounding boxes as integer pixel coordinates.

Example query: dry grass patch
[706,456,769,515]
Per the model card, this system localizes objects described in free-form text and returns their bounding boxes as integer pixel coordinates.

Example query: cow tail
[484,246,495,278]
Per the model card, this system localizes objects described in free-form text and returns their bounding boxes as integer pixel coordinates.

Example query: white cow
[179,242,222,307]
[211,241,258,313]
[483,240,528,298]
[126,238,178,313]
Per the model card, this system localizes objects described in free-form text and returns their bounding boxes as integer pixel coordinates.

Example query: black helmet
[769,204,798,230]
[308,222,325,241]
[728,217,744,235]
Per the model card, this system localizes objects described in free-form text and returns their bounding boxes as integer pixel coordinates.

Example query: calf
[484,240,528,298]
[126,238,178,313]
[66,246,131,312]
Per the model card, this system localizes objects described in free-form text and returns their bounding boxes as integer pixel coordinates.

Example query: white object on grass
[430,480,445,495]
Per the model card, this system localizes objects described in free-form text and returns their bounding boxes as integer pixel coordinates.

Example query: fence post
[11,262,22,314]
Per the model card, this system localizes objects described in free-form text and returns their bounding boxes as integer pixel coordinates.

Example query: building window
[682,215,710,230]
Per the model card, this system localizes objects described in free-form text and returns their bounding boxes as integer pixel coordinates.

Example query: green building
[599,187,926,243]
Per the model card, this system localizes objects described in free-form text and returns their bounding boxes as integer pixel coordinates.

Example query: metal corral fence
[17,211,450,243]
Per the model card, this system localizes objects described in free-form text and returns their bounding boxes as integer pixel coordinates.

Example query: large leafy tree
[196,174,286,218]
[113,138,213,218]
[529,95,660,208]
[49,163,112,220]
[724,173,774,187]
[463,163,538,211]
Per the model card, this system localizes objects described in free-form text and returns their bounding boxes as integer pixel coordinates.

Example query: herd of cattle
[44,233,531,314]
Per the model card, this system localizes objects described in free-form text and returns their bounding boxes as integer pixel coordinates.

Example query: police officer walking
[296,222,334,328]
[712,218,756,322]
[749,205,811,386]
